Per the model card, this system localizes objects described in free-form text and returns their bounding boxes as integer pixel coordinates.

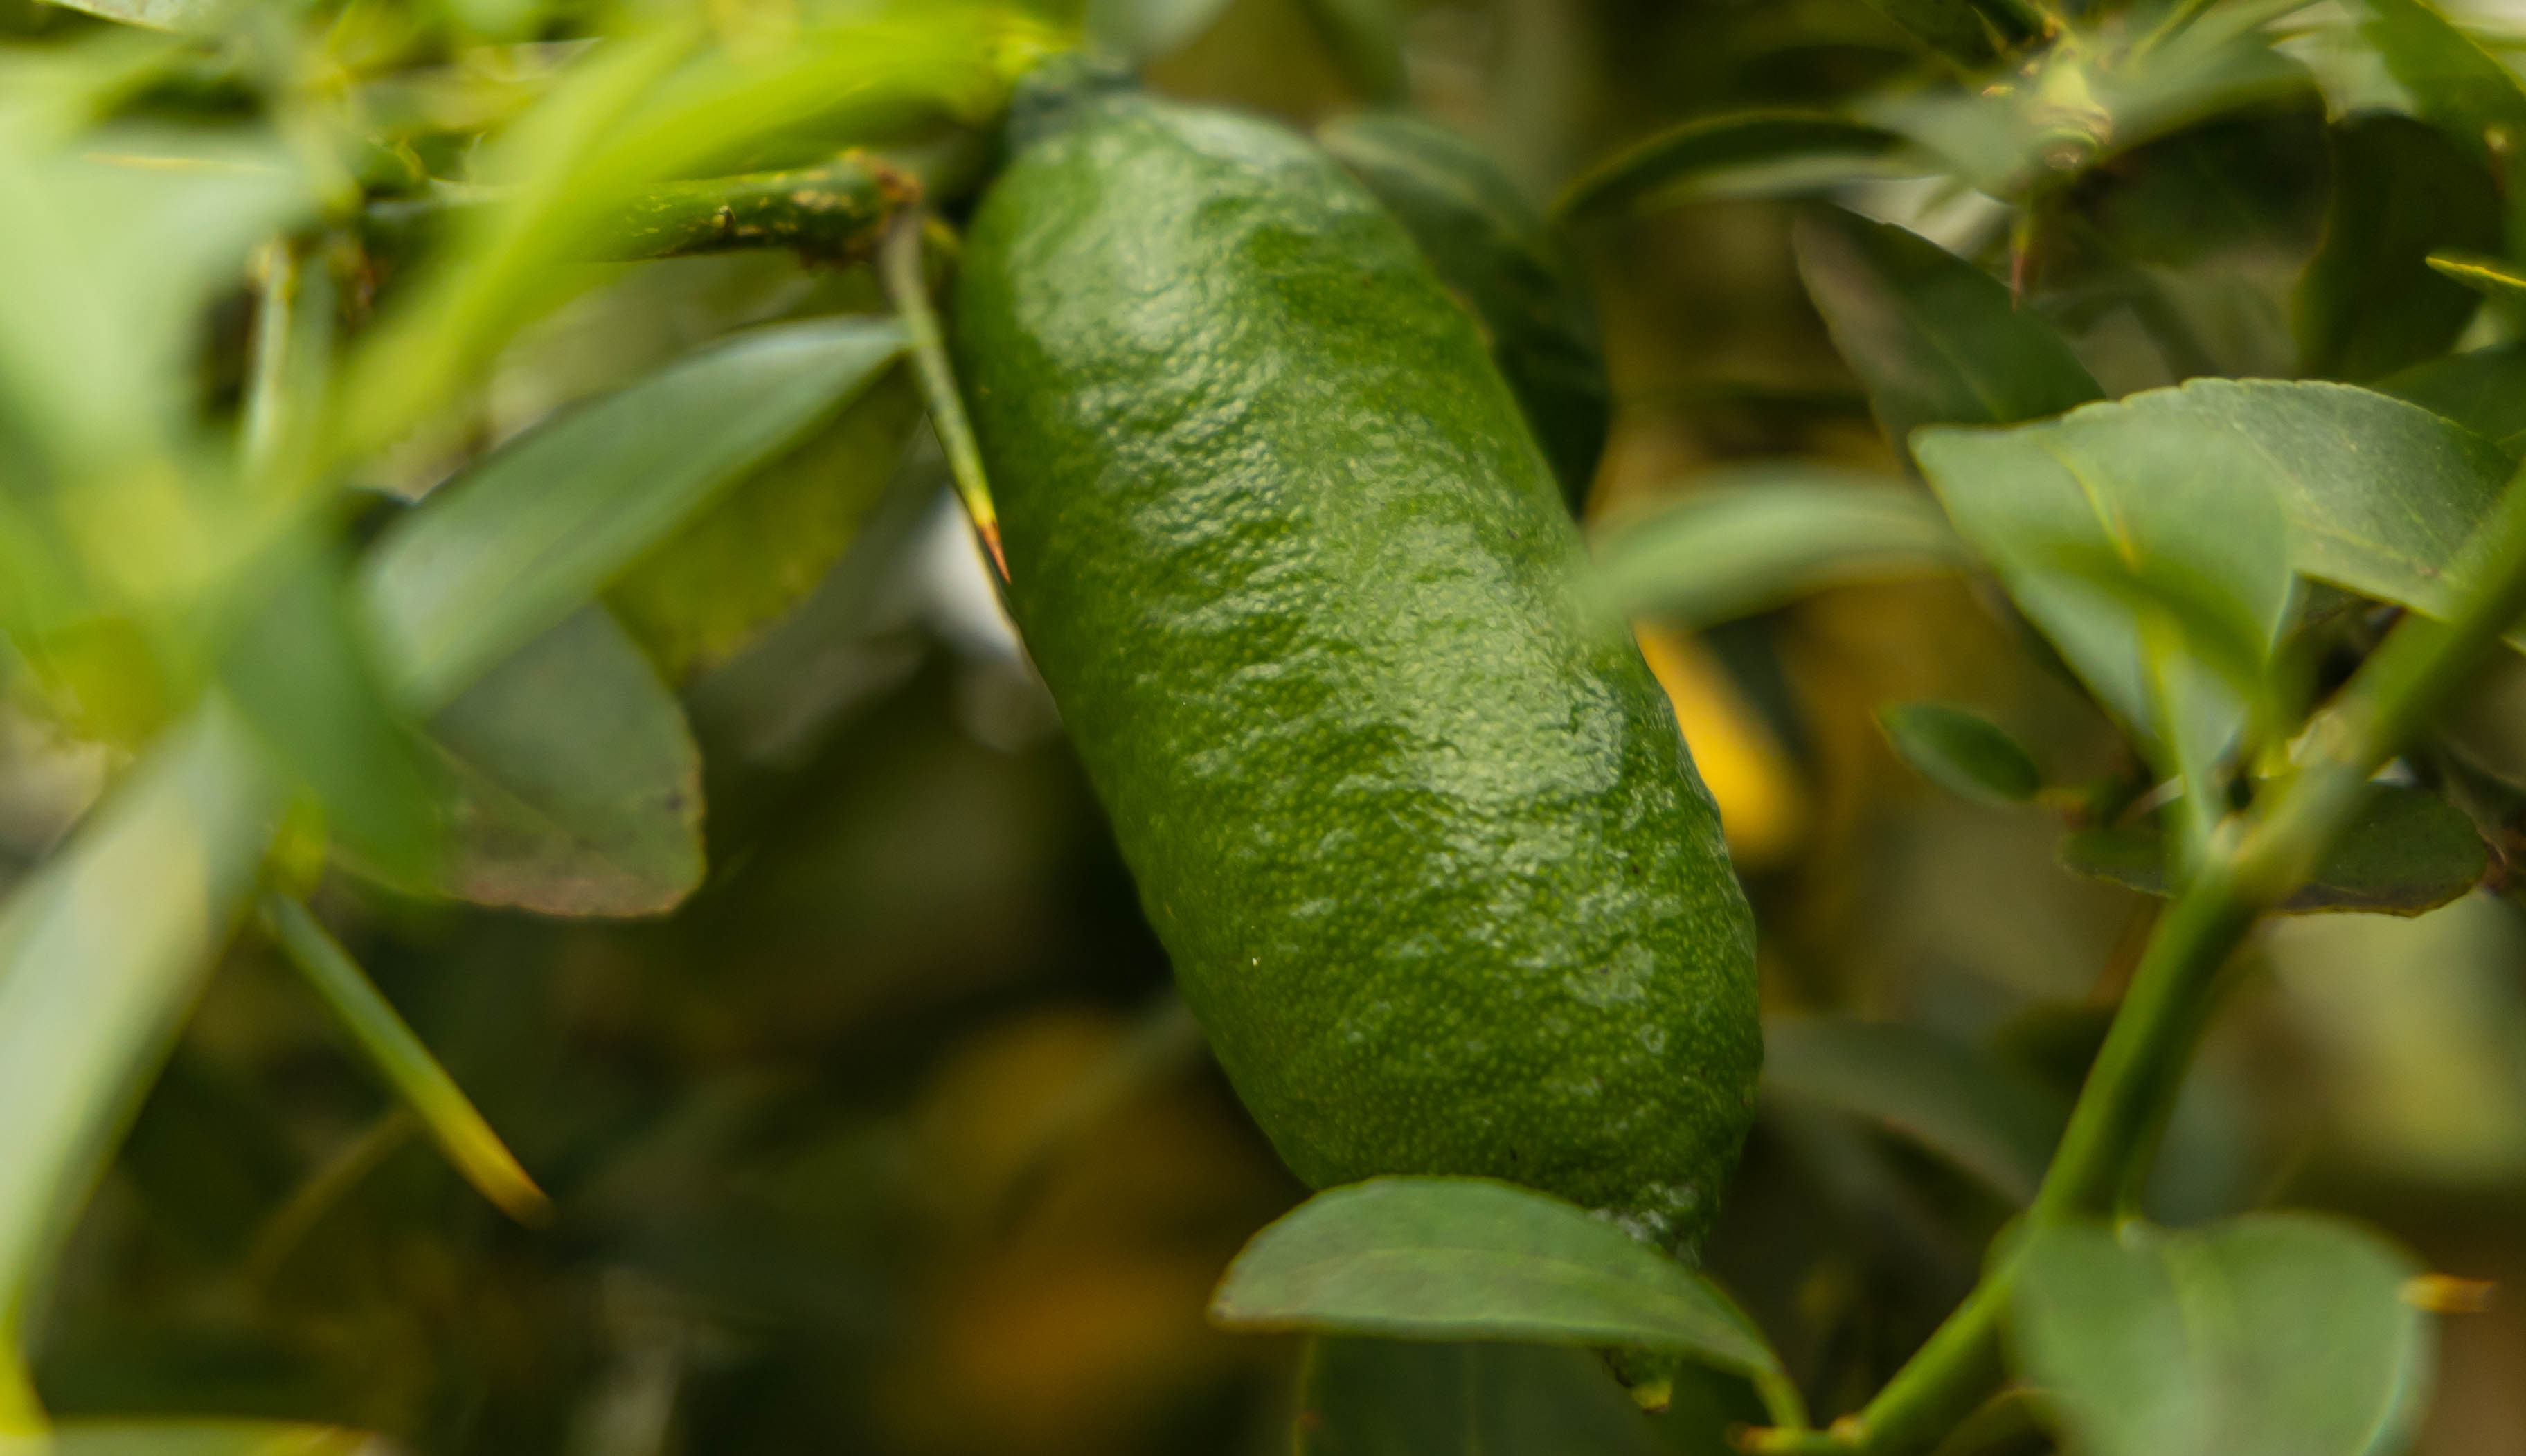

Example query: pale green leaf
[0,1419,367,1455]
[2376,343,2526,451]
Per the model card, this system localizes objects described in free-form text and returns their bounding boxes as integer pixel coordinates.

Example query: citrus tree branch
[1748,456,2526,1455]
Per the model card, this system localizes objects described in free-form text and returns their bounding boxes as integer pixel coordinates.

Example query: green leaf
[1764,1018,2068,1204]
[0,708,275,1341]
[2060,782,2487,914]
[1793,208,2103,462]
[2425,249,2526,303]
[1589,467,1968,628]
[611,364,922,678]
[1876,701,2043,805]
[1914,384,2297,762]
[2354,0,2526,253]
[1293,1338,1678,1456]
[2376,343,2526,451]
[2295,113,2498,381]
[1290,0,1407,102]
[2009,1214,2434,1456]
[0,1421,367,1455]
[1211,1178,1780,1378]
[1557,114,1922,222]
[1319,114,1611,512]
[423,607,703,918]
[1083,0,1237,63]
[364,316,908,709]
[1853,0,2028,68]
[33,0,222,30]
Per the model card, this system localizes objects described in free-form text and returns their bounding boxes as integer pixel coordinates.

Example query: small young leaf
[1876,701,2043,806]
[1591,467,1968,628]
[2295,113,2499,381]
[1320,114,1611,512]
[365,316,908,709]
[1556,114,1922,222]
[1764,1018,2069,1203]
[2009,1214,2434,1456]
[2061,783,2487,914]
[2377,343,2526,451]
[424,607,703,919]
[1794,208,2104,460]
[1293,1338,1681,1456]
[1211,1177,1780,1378]
[2426,249,2526,303]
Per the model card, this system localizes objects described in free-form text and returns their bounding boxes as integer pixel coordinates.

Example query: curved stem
[879,211,1005,579]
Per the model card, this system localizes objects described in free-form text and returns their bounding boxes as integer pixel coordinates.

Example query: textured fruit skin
[951,89,1759,1250]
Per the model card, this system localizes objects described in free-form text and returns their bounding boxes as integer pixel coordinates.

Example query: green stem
[1755,458,2526,1453]
[878,210,1005,579]
[365,152,918,265]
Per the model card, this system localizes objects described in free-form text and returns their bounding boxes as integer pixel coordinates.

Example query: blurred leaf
[1764,1017,2068,1203]
[1853,0,2027,68]
[1291,0,1406,102]
[1793,208,2103,461]
[611,364,922,678]
[1914,384,2295,760]
[2009,1214,2434,1456]
[219,541,439,886]
[2354,0,2526,252]
[2295,113,2498,380]
[1557,114,1922,222]
[1319,114,1609,510]
[0,1420,368,1455]
[1293,1338,1676,1456]
[1876,701,2042,806]
[261,896,548,1221]
[1084,0,1237,64]
[1211,1178,1780,1378]
[2061,782,2487,914]
[365,317,908,709]
[2426,249,2526,303]
[423,607,702,918]
[33,0,222,30]
[0,708,274,1342]
[2377,342,2526,451]
[1590,467,1967,627]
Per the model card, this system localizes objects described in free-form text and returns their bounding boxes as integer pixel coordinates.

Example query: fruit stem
[879,210,1007,581]
[1745,453,2526,1453]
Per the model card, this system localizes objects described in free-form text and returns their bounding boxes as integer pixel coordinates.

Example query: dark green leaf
[1793,208,2103,460]
[1083,0,1237,63]
[1852,0,2030,67]
[610,365,923,678]
[2061,782,2487,913]
[2009,1214,2434,1456]
[1210,1177,1780,1377]
[2355,0,2526,250]
[2377,342,2526,451]
[1291,0,1407,103]
[1764,1017,2068,1203]
[364,316,908,709]
[0,709,276,1331]
[1591,467,1969,627]
[1555,114,1923,222]
[1293,1338,1679,1456]
[424,607,703,918]
[1320,114,1610,511]
[2295,113,2498,380]
[1876,701,2043,805]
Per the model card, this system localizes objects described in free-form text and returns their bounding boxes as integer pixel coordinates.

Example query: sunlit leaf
[1764,1017,2068,1203]
[1590,467,1967,627]
[1293,1338,1681,1456]
[0,708,274,1340]
[1557,114,1922,222]
[1320,114,1609,510]
[2295,113,2498,381]
[423,607,702,918]
[35,0,224,30]
[2009,1214,2434,1456]
[1793,208,2102,460]
[364,317,908,709]
[0,1419,368,1455]
[2061,782,2487,914]
[2426,249,2526,303]
[1876,701,2042,806]
[1212,1178,1780,1378]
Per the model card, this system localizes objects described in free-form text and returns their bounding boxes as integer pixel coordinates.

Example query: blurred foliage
[5,0,2526,1450]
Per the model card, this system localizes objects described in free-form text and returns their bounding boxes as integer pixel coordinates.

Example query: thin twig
[879,210,1005,579]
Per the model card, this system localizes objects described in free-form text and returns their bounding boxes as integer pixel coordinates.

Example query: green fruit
[951,86,1759,1250]
[1316,112,1614,514]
